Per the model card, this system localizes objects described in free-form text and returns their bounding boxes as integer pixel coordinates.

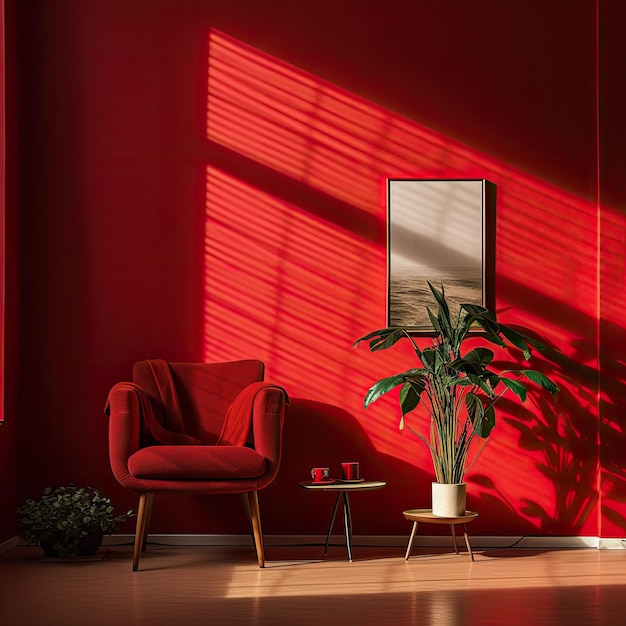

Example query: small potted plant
[17,485,134,558]
[354,282,559,516]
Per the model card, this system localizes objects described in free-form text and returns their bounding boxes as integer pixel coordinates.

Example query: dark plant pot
[39,531,104,558]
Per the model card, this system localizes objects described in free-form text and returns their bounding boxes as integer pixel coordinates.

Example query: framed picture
[387,178,496,330]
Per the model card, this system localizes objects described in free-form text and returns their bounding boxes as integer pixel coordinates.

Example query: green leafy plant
[17,485,134,558]
[354,282,559,484]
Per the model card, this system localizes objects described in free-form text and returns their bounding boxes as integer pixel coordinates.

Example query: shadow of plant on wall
[518,397,599,529]
[470,330,626,535]
[472,399,598,534]
[594,335,626,533]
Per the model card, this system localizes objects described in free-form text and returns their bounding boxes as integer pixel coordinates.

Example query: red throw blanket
[105,381,201,446]
[217,382,289,447]
[146,359,188,435]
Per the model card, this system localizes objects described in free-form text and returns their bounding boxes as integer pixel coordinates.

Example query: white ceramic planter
[431,482,466,517]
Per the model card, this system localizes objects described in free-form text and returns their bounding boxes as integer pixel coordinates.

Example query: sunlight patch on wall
[203,30,602,532]
[206,30,597,324]
[203,167,386,403]
[207,32,386,215]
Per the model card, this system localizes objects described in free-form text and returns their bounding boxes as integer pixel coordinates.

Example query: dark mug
[341,462,359,480]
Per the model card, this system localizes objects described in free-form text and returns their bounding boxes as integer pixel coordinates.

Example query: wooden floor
[1,542,626,625]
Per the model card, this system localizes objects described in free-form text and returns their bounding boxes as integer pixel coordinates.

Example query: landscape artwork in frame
[387,179,496,330]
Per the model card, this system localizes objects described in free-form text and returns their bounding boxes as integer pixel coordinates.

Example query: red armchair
[106,359,288,570]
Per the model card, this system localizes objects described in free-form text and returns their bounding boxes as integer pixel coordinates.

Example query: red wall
[0,0,19,544]
[1,0,623,542]
[599,0,626,538]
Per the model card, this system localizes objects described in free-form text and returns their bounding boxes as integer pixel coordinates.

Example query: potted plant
[354,282,559,516]
[17,485,134,558]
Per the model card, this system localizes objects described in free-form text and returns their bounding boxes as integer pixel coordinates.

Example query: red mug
[341,462,359,481]
[311,467,330,482]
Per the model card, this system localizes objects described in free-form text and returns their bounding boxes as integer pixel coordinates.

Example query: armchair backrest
[133,360,265,443]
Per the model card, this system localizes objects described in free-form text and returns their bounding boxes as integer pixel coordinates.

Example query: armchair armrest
[250,386,287,477]
[106,382,143,484]
[220,382,288,480]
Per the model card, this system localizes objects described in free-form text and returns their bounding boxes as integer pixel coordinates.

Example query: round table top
[300,480,387,491]
[402,508,478,524]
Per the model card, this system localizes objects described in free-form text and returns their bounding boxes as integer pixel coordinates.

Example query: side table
[403,508,478,561]
[300,480,387,561]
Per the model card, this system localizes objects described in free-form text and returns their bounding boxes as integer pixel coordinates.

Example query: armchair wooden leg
[241,492,252,522]
[241,492,256,548]
[133,492,151,571]
[142,493,154,553]
[246,491,265,568]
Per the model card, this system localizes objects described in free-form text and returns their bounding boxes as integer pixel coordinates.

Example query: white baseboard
[598,538,626,550]
[0,536,19,556]
[102,534,617,549]
[4,533,620,552]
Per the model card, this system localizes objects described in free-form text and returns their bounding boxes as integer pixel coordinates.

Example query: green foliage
[354,282,559,484]
[17,485,134,558]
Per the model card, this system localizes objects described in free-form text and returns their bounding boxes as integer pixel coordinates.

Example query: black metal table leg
[343,491,353,562]
[300,481,387,562]
[324,492,343,556]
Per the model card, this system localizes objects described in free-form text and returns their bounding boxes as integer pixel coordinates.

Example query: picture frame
[387,178,496,330]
